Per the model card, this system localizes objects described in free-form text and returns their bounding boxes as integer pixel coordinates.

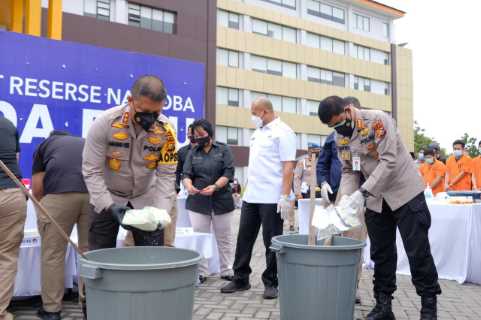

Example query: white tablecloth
[298,199,481,284]
[14,200,219,297]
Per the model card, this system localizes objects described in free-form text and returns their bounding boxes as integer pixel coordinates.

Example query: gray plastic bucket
[79,246,201,320]
[271,235,365,320]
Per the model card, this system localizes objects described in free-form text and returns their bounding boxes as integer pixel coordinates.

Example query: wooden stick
[308,153,317,245]
[0,160,87,260]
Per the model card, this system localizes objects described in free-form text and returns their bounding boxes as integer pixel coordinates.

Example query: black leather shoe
[366,292,395,320]
[37,307,61,320]
[220,275,234,281]
[263,287,278,299]
[420,296,437,320]
[220,281,251,293]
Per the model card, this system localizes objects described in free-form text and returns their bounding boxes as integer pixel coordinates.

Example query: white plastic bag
[122,206,171,231]
[311,196,362,237]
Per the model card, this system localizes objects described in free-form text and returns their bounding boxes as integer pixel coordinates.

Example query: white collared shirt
[243,118,297,204]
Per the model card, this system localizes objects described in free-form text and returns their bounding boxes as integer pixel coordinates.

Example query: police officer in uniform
[83,75,177,249]
[318,96,440,320]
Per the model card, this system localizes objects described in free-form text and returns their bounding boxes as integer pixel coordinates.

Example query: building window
[216,126,241,145]
[354,13,370,32]
[84,0,111,21]
[260,0,296,10]
[353,76,371,92]
[216,87,242,107]
[128,3,176,34]
[251,55,297,79]
[307,134,322,147]
[307,0,345,24]
[371,80,391,96]
[306,100,319,116]
[251,18,297,43]
[217,48,243,68]
[217,10,240,30]
[353,44,390,65]
[307,66,345,87]
[383,22,390,37]
[305,32,345,55]
[251,92,300,114]
[296,133,302,149]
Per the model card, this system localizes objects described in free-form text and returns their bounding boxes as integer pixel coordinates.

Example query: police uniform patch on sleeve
[158,123,178,166]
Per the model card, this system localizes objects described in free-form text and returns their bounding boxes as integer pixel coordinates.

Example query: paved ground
[9,210,481,320]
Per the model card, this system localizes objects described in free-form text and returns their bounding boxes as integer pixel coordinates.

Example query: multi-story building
[215,0,412,182]
[0,0,412,183]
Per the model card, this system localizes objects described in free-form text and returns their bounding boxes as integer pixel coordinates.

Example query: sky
[380,0,481,150]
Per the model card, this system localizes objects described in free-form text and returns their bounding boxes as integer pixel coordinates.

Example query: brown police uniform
[336,108,440,298]
[82,104,177,249]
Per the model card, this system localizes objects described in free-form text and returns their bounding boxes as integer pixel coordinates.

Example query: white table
[298,199,481,284]
[14,201,219,297]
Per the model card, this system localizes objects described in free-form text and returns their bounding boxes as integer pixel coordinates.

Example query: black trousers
[88,203,164,250]
[365,192,441,297]
[232,202,283,287]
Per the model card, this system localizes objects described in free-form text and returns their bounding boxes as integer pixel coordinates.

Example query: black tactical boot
[420,296,437,320]
[366,292,396,320]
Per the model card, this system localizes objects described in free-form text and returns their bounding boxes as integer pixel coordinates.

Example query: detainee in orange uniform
[419,147,447,195]
[472,141,481,190]
[445,139,473,191]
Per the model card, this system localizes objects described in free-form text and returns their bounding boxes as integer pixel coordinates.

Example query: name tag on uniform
[352,154,361,172]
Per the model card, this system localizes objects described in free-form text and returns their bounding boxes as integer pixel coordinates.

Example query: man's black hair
[453,139,465,148]
[131,75,167,102]
[49,130,70,137]
[192,119,213,138]
[343,96,361,109]
[424,147,435,157]
[318,96,347,124]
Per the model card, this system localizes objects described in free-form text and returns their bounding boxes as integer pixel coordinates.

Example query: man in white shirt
[221,97,297,299]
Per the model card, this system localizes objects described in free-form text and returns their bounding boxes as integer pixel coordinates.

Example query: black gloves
[105,203,130,228]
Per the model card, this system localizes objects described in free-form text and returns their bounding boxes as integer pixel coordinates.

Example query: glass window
[128,3,176,34]
[227,127,239,145]
[228,88,240,106]
[260,0,296,9]
[320,70,332,83]
[332,72,345,87]
[383,22,390,37]
[268,23,282,40]
[307,100,319,116]
[269,95,282,112]
[84,0,96,16]
[307,134,321,146]
[355,13,370,32]
[217,10,228,27]
[320,36,332,52]
[267,59,282,75]
[251,55,266,72]
[216,87,228,105]
[296,134,302,149]
[228,50,239,68]
[307,1,345,24]
[215,126,228,143]
[282,97,297,113]
[283,26,297,43]
[307,67,320,81]
[96,0,110,21]
[217,49,228,66]
[252,19,268,35]
[283,62,297,79]
[306,32,319,48]
[333,40,345,55]
[228,12,240,29]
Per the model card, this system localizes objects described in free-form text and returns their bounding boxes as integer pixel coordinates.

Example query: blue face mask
[418,153,424,161]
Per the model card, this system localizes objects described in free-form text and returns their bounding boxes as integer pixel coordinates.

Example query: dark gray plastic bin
[79,246,201,320]
[271,235,365,320]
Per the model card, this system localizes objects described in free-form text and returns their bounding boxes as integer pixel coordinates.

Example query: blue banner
[0,31,205,178]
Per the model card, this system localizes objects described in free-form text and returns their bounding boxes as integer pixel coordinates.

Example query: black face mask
[334,118,354,137]
[134,111,159,132]
[195,136,210,147]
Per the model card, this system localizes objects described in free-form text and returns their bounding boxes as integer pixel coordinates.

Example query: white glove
[277,195,291,221]
[321,182,333,203]
[348,190,366,211]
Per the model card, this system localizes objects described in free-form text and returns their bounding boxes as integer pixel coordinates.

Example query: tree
[414,121,447,159]
[460,133,479,158]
